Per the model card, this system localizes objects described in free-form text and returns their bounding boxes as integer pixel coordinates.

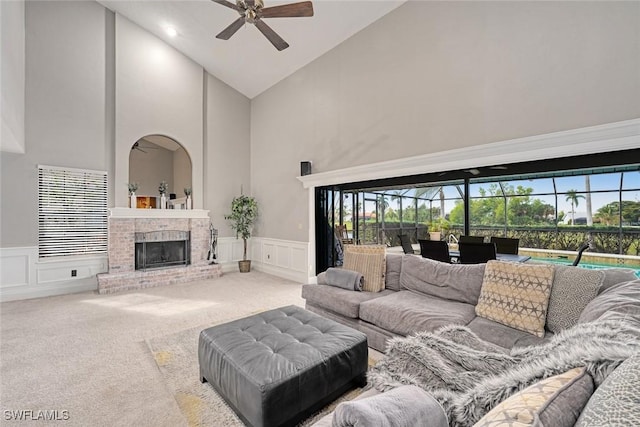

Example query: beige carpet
[146,323,380,426]
[0,271,381,427]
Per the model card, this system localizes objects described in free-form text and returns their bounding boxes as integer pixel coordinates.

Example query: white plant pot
[130,193,136,209]
[160,194,166,209]
[186,196,192,210]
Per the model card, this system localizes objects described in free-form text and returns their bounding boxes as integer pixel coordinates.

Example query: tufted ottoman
[198,305,368,427]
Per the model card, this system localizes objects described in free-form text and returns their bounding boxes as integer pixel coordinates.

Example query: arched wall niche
[128,134,192,204]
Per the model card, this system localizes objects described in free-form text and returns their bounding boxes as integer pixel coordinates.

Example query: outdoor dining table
[448,250,531,263]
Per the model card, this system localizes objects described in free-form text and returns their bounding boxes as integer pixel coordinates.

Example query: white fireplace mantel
[109,207,210,219]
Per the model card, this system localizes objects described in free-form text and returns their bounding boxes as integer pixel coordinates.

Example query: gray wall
[128,145,174,197]
[173,146,191,198]
[1,0,25,154]
[204,73,251,236]
[1,1,107,247]
[0,1,252,248]
[114,14,204,208]
[250,1,640,242]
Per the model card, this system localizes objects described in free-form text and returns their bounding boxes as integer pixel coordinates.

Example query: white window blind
[38,165,108,258]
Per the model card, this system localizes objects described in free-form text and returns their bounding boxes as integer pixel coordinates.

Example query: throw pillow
[475,367,594,427]
[476,261,555,337]
[575,352,640,426]
[546,266,604,333]
[344,245,386,292]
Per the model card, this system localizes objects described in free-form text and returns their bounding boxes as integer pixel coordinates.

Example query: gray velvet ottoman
[198,305,368,427]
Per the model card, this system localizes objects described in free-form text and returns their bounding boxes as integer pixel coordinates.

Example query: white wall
[204,73,251,237]
[0,0,25,154]
[251,1,640,242]
[114,14,204,209]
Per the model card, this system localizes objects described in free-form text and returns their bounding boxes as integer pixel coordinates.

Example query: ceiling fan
[131,142,159,153]
[212,0,314,51]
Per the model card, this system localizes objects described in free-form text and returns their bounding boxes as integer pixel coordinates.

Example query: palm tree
[585,176,593,226]
[565,189,585,226]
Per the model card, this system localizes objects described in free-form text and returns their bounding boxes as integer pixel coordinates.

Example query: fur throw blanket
[367,320,640,427]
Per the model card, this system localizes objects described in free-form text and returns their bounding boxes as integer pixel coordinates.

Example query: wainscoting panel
[0,246,107,301]
[0,247,34,289]
[251,238,309,283]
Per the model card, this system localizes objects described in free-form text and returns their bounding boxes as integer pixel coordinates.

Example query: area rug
[146,323,383,427]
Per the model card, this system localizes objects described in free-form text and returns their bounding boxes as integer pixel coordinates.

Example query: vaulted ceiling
[97,0,406,98]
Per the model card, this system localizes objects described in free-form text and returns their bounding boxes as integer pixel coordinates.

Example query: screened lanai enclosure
[315,149,640,273]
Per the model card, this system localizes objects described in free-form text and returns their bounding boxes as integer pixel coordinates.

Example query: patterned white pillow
[476,261,555,337]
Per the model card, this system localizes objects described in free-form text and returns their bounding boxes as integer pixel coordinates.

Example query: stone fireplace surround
[97,208,222,294]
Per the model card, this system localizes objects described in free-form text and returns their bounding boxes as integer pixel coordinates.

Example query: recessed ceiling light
[166,27,178,37]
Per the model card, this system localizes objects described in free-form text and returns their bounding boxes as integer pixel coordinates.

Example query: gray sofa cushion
[359,290,476,336]
[578,279,640,325]
[467,316,550,349]
[599,268,639,293]
[399,255,486,305]
[546,265,604,333]
[385,253,404,291]
[575,352,640,426]
[331,384,448,427]
[301,284,395,318]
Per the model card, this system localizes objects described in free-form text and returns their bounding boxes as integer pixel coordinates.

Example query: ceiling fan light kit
[212,0,314,51]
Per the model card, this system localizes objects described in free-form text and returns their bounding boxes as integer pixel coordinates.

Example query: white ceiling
[97,0,406,99]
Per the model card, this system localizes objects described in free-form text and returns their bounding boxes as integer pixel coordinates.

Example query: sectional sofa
[302,253,640,426]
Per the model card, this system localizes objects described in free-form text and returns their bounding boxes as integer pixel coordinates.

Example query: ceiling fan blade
[216,17,246,40]
[260,1,314,18]
[211,0,241,12]
[254,19,289,51]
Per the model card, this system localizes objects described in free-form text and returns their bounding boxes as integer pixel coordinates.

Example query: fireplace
[135,230,190,270]
[97,209,222,294]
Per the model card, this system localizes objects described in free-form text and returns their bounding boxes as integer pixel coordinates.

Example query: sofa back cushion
[599,268,638,294]
[385,253,404,291]
[343,245,386,292]
[399,255,485,305]
[476,261,555,337]
[546,265,605,333]
[578,279,640,325]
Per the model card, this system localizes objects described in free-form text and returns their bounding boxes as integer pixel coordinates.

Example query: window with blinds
[38,165,108,258]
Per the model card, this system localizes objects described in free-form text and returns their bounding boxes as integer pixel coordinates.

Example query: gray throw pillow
[599,268,638,294]
[575,352,640,426]
[546,266,604,333]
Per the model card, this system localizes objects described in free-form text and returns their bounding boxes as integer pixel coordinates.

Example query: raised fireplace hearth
[97,208,221,293]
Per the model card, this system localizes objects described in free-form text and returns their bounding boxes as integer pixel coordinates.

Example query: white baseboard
[0,247,107,302]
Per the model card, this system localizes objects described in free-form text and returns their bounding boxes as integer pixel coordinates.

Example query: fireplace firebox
[135,230,190,270]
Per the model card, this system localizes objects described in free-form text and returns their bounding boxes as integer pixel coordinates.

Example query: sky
[353,171,640,219]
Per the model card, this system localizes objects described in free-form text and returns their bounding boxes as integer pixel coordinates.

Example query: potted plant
[225,194,259,273]
[184,187,192,209]
[128,182,138,208]
[158,180,168,209]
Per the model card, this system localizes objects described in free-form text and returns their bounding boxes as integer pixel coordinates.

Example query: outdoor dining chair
[490,236,520,254]
[458,235,485,244]
[398,234,415,254]
[459,242,497,264]
[418,239,451,263]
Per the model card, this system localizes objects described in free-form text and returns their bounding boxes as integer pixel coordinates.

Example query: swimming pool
[531,257,640,279]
